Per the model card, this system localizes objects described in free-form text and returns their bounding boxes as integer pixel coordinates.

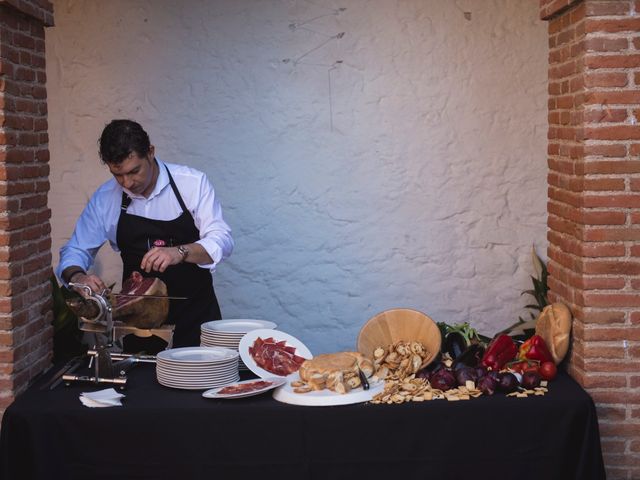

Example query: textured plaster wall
[46,0,548,354]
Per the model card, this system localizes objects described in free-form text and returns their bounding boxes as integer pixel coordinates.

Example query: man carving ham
[56,119,233,352]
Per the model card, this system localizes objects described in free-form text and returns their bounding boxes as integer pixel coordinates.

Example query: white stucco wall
[46,0,548,354]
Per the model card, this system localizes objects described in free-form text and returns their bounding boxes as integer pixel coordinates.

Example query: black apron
[116,163,221,350]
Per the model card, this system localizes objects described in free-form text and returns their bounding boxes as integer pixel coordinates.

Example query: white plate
[156,371,239,381]
[202,377,286,399]
[157,346,238,364]
[199,332,238,337]
[200,335,242,340]
[201,319,277,334]
[238,329,312,379]
[157,375,239,385]
[157,376,239,390]
[201,332,244,337]
[272,373,385,406]
[200,340,241,347]
[157,367,238,375]
[157,360,238,370]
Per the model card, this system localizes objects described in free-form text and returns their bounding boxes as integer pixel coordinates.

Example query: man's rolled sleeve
[192,174,233,271]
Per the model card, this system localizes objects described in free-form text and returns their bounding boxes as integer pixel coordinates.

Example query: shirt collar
[122,158,170,200]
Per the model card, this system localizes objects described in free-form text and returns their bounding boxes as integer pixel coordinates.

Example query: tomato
[508,361,527,373]
[539,361,558,381]
[508,360,539,374]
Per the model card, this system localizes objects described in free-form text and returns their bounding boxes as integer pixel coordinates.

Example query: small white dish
[203,377,286,399]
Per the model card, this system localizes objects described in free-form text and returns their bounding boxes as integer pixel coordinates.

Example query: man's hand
[140,246,183,273]
[70,272,107,297]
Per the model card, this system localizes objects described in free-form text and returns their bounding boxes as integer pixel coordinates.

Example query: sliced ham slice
[249,337,304,376]
[219,380,273,395]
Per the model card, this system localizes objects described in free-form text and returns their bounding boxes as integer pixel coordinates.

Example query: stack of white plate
[156,346,240,390]
[200,319,277,370]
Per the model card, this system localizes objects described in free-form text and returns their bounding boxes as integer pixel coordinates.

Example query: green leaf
[524,304,542,310]
[49,275,87,363]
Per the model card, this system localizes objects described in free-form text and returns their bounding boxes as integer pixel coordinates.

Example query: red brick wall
[0,0,52,417]
[542,0,640,477]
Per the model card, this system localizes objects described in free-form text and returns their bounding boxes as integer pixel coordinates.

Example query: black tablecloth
[0,364,605,480]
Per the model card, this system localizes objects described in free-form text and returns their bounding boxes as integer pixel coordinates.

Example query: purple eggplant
[452,344,486,370]
[443,332,466,360]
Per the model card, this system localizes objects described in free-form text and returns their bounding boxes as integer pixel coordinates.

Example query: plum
[497,372,519,393]
[416,360,443,380]
[521,371,542,389]
[474,365,487,380]
[486,370,501,383]
[454,366,478,386]
[477,375,497,396]
[430,368,456,391]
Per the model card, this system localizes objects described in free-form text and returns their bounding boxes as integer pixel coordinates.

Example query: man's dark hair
[98,119,151,164]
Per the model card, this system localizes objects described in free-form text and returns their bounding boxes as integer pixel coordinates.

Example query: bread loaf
[299,352,374,394]
[535,303,572,365]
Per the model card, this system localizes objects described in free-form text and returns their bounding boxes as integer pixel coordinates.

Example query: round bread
[535,302,572,365]
[299,352,373,384]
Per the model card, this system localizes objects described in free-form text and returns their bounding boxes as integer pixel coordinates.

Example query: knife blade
[111,293,188,300]
[87,350,156,363]
[95,346,114,379]
[40,355,86,390]
[358,367,370,390]
[61,374,127,387]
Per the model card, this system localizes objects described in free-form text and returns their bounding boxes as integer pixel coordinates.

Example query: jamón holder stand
[64,284,171,390]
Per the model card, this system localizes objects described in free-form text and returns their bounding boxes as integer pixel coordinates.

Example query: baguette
[535,303,572,364]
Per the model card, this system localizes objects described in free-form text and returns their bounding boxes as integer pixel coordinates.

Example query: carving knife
[111,293,188,300]
[68,284,187,300]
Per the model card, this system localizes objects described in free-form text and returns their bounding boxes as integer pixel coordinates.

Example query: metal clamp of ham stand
[65,283,129,390]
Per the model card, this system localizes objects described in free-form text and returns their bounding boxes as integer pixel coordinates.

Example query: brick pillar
[0,0,53,417]
[541,0,640,477]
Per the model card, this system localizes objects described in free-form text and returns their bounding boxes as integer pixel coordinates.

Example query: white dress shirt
[56,158,233,281]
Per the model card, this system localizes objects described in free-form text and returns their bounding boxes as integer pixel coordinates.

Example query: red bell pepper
[481,334,518,370]
[518,335,553,364]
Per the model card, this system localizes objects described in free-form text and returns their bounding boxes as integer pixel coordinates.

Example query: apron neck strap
[119,163,189,213]
[165,165,189,213]
[121,192,132,211]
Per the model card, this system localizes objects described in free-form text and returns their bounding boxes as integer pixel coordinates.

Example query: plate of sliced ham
[202,377,286,399]
[239,329,313,379]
